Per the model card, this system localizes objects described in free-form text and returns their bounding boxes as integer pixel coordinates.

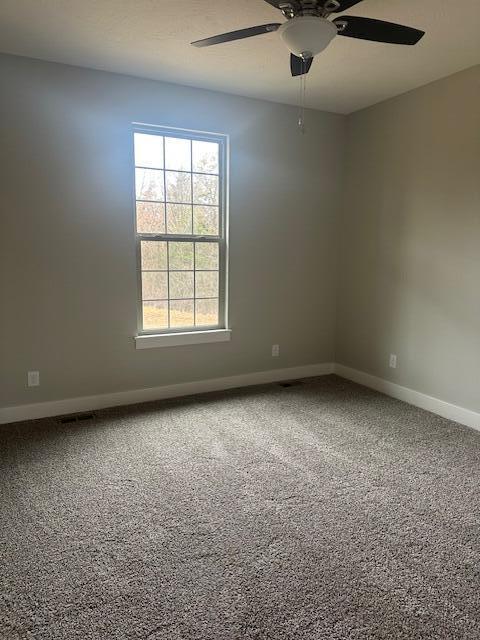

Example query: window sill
[135,329,231,350]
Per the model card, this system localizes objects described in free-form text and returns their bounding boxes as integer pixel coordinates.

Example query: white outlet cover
[389,355,397,369]
[272,345,280,357]
[27,371,40,387]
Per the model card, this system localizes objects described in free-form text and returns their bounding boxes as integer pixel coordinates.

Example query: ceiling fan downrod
[279,1,342,19]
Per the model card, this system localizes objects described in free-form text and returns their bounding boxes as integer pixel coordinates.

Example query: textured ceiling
[0,0,479,113]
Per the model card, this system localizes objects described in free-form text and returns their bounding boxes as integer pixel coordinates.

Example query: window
[133,125,228,337]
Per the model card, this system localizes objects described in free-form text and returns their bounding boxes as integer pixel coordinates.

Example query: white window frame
[132,124,230,348]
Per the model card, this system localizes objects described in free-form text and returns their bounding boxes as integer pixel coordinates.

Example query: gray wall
[337,65,480,412]
[0,53,344,408]
[3,53,477,415]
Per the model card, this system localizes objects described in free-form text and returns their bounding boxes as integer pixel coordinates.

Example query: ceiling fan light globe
[278,16,337,58]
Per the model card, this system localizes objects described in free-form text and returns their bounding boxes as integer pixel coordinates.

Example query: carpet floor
[1,375,480,639]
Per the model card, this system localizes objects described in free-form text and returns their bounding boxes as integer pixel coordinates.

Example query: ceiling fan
[191,0,425,77]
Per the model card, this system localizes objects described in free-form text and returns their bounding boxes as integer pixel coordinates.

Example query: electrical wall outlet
[27,371,40,387]
[389,354,397,369]
[272,344,280,357]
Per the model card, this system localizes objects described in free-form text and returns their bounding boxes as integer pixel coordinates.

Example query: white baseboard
[3,362,479,433]
[0,362,335,425]
[334,363,480,433]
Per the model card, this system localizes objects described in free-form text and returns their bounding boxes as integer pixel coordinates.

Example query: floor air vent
[59,413,95,424]
[277,380,303,388]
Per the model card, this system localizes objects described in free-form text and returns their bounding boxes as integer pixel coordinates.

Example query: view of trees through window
[134,129,224,331]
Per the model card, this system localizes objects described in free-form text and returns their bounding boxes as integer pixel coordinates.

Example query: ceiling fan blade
[192,23,281,47]
[290,54,314,77]
[327,0,365,12]
[334,16,425,45]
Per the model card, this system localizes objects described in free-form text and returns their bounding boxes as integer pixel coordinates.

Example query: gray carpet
[1,375,480,640]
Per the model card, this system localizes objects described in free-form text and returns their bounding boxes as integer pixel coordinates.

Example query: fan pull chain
[298,58,307,134]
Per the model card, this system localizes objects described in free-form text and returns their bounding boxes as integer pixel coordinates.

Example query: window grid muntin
[163,139,170,327]
[134,125,227,335]
[190,140,195,325]
[136,166,219,177]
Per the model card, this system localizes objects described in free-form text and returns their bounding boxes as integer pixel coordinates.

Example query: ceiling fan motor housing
[278,16,337,58]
